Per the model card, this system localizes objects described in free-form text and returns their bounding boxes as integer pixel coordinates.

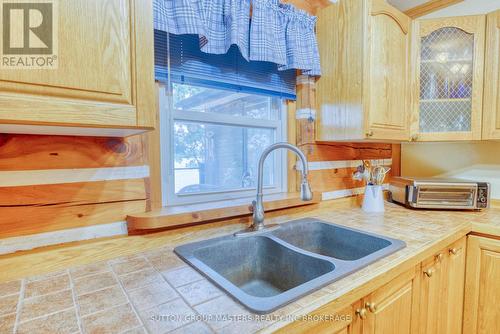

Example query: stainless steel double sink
[174,218,406,313]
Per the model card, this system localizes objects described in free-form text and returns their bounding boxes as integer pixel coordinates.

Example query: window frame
[159,82,288,207]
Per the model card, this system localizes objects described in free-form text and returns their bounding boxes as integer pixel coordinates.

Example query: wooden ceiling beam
[404,0,464,19]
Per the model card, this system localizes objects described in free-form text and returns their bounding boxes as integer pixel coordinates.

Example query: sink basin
[193,236,335,297]
[271,220,393,261]
[174,218,406,313]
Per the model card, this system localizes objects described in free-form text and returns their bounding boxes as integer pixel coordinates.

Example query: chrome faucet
[235,143,313,236]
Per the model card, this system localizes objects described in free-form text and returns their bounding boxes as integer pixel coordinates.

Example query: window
[161,82,287,205]
[154,32,295,206]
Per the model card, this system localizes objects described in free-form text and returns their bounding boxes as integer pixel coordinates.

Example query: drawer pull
[424,268,435,278]
[435,253,444,262]
[449,248,460,255]
[365,302,377,313]
[356,308,367,320]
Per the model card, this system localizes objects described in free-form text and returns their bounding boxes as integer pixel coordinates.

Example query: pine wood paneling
[0,200,146,238]
[309,169,393,192]
[0,134,144,170]
[305,143,393,162]
[0,133,147,240]
[0,179,145,206]
[310,171,366,193]
[391,144,401,177]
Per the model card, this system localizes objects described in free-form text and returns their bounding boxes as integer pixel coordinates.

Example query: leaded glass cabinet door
[411,16,486,141]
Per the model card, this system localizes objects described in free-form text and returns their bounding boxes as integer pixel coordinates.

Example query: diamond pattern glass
[419,27,474,133]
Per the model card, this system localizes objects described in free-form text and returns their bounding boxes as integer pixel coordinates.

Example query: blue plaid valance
[153,0,321,76]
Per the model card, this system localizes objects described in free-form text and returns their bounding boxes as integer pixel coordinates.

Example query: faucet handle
[250,200,256,212]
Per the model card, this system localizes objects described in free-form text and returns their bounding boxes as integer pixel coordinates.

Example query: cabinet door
[411,16,486,141]
[0,0,154,129]
[482,10,500,139]
[419,237,466,334]
[444,238,466,334]
[277,302,362,334]
[362,266,420,334]
[463,235,500,334]
[366,0,411,141]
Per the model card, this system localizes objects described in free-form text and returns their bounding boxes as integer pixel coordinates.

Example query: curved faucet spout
[247,143,312,233]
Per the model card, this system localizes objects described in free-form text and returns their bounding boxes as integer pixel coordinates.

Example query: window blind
[154,30,297,100]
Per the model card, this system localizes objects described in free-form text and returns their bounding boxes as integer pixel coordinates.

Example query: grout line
[143,255,216,334]
[0,292,21,298]
[164,276,205,289]
[68,269,84,334]
[107,262,147,331]
[117,325,144,334]
[117,267,157,281]
[16,306,75,325]
[12,279,25,334]
[79,302,130,320]
[70,268,111,281]
[21,274,72,301]
[24,271,68,283]
[74,283,120,299]
[21,288,70,302]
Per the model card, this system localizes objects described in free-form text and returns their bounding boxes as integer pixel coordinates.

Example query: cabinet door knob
[424,268,435,277]
[365,302,377,313]
[410,134,419,141]
[366,130,374,137]
[356,308,368,320]
[435,253,444,262]
[449,248,460,255]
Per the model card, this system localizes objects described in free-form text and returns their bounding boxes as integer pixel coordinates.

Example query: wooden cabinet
[463,235,500,334]
[277,302,362,334]
[359,266,420,334]
[410,15,486,141]
[315,0,411,142]
[482,10,500,140]
[419,237,466,334]
[280,266,420,334]
[0,0,155,137]
[280,237,471,334]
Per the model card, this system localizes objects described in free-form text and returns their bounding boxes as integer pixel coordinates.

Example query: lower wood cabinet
[359,266,420,334]
[280,237,470,334]
[276,301,362,334]
[419,237,466,334]
[463,235,500,334]
[279,266,420,334]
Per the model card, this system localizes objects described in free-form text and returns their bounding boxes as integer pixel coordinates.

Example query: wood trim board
[404,0,464,19]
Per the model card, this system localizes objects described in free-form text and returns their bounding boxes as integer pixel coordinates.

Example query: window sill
[127,192,320,232]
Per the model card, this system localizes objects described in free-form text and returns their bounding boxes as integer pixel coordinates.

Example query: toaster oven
[389,177,490,210]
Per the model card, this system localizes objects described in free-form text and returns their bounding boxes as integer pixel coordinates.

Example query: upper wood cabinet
[482,10,500,140]
[315,0,411,142]
[463,235,500,334]
[410,15,486,141]
[0,0,155,136]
